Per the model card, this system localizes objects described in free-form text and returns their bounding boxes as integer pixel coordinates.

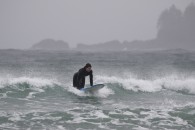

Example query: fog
[0,0,193,49]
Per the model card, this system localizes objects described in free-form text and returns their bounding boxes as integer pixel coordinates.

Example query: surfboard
[80,84,105,92]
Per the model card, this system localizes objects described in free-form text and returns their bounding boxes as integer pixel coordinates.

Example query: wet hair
[84,63,92,68]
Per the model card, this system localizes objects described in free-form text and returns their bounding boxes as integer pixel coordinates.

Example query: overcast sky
[0,0,193,49]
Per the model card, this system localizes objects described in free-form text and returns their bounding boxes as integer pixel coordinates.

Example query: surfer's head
[84,63,92,72]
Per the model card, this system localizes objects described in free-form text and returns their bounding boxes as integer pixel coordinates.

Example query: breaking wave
[95,75,195,95]
[1,74,195,100]
[0,76,114,99]
[0,77,62,99]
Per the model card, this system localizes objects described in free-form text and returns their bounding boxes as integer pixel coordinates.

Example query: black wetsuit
[73,68,93,90]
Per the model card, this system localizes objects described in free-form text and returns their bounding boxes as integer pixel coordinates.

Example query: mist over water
[1,1,194,129]
[0,49,195,130]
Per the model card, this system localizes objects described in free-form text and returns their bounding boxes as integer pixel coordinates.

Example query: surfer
[73,63,93,90]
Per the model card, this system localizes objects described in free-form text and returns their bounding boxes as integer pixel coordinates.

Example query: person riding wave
[73,63,93,90]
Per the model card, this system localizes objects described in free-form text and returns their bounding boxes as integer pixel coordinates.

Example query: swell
[0,76,115,99]
[1,74,195,100]
[95,75,195,95]
[0,77,65,99]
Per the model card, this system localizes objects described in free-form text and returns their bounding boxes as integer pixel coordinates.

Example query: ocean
[0,49,195,130]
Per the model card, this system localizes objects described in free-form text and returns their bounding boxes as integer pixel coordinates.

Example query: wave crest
[95,75,195,94]
[0,77,61,98]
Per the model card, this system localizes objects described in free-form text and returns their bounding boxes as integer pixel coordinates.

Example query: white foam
[94,86,114,98]
[9,112,22,122]
[66,117,86,124]
[175,117,188,125]
[123,111,135,116]
[92,110,109,118]
[31,115,62,121]
[0,76,62,99]
[67,86,89,97]
[133,126,149,130]
[67,85,114,98]
[110,118,130,126]
[0,93,7,99]
[161,76,195,94]
[57,125,66,130]
[95,75,195,94]
[0,76,60,91]
[26,92,38,99]
[95,75,162,92]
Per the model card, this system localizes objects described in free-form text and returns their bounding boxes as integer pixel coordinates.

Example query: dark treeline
[156,3,195,49]
[31,3,195,51]
[76,3,195,51]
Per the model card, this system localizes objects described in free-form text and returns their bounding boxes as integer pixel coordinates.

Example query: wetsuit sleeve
[90,71,93,86]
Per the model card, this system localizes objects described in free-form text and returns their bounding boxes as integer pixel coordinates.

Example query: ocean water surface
[0,49,195,130]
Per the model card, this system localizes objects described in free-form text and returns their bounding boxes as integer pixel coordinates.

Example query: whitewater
[0,49,195,130]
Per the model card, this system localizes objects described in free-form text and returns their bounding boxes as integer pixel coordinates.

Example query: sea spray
[95,75,195,94]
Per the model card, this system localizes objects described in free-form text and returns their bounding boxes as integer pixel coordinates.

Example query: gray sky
[0,0,193,49]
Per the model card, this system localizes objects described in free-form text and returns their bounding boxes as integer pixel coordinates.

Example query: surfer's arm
[89,71,93,86]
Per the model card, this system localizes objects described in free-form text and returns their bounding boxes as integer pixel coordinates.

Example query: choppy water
[0,49,195,130]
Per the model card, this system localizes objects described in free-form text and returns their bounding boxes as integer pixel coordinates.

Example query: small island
[31,39,69,50]
[30,3,195,52]
[76,3,195,51]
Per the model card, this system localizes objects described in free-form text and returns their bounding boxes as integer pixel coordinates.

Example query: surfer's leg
[81,77,85,89]
[73,73,77,88]
[77,77,85,90]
